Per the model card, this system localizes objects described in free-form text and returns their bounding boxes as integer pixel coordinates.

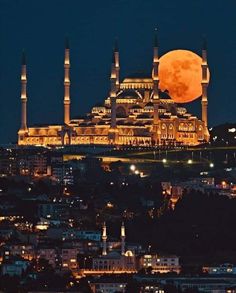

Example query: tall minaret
[64,38,71,125]
[20,51,28,132]
[153,29,160,125]
[114,39,120,91]
[102,222,107,256]
[201,37,209,129]
[110,51,117,129]
[121,222,126,255]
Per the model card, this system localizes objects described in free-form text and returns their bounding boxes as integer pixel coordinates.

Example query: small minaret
[20,51,28,131]
[121,222,126,255]
[110,51,117,129]
[114,39,120,91]
[201,37,209,129]
[153,29,160,125]
[64,38,71,125]
[102,222,107,256]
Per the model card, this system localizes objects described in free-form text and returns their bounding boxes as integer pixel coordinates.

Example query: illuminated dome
[117,90,141,99]
[145,102,153,107]
[125,250,134,257]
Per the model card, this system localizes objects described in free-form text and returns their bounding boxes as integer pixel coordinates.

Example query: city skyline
[1,1,236,292]
[0,0,236,144]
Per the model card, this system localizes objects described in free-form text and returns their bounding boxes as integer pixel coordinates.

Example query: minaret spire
[121,222,126,255]
[114,38,120,90]
[102,222,107,256]
[110,49,117,129]
[153,28,159,101]
[153,28,160,123]
[154,27,158,48]
[64,37,71,125]
[201,36,209,131]
[20,50,28,131]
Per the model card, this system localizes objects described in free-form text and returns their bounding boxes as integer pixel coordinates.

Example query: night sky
[0,0,236,144]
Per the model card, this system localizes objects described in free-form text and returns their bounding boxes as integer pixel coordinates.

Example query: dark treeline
[126,190,236,267]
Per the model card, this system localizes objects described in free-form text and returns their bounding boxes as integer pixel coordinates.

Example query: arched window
[161,124,167,139]
[116,106,126,117]
[162,123,167,130]
[188,123,194,131]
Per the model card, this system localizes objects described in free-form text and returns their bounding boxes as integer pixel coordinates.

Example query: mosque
[18,35,210,147]
[92,222,136,272]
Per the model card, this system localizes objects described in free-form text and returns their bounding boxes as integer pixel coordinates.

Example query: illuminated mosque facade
[18,35,210,147]
[92,222,136,272]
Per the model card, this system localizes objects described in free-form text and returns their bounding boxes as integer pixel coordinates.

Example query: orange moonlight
[159,49,210,103]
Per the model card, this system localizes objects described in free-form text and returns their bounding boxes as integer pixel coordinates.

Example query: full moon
[159,49,210,103]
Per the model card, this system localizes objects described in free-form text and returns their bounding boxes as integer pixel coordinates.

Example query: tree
[77,277,93,293]
[37,258,54,273]
[0,275,20,292]
[125,278,140,292]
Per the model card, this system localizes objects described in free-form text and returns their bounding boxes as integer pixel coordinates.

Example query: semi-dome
[117,89,140,99]
[159,89,172,100]
[145,102,153,107]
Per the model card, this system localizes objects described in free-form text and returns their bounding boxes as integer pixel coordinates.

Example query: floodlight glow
[130,164,136,171]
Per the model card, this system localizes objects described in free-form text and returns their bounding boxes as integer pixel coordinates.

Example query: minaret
[153,29,160,125]
[64,38,71,125]
[20,51,28,132]
[121,222,126,255]
[102,222,107,256]
[201,37,209,129]
[152,29,161,145]
[114,39,120,91]
[110,51,117,129]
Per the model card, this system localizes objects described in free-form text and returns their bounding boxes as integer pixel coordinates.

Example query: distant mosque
[18,33,210,147]
[92,222,136,272]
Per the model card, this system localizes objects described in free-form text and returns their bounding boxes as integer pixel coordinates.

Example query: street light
[162,158,167,164]
[209,162,214,168]
[130,164,136,171]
